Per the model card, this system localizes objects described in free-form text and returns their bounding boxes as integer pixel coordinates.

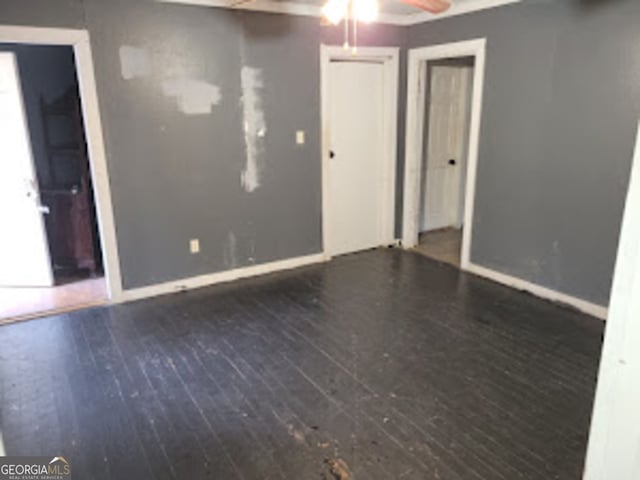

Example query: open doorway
[414,57,474,267]
[0,44,106,323]
[402,39,486,271]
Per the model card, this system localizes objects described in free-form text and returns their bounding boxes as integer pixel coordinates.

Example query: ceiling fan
[399,0,450,13]
[322,0,450,51]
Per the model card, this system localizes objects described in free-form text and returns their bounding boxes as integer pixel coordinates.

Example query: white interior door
[326,60,385,256]
[0,52,53,287]
[420,64,472,232]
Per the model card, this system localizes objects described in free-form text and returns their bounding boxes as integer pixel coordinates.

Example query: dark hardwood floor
[0,249,603,479]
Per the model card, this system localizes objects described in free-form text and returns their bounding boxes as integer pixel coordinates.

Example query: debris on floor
[324,458,352,480]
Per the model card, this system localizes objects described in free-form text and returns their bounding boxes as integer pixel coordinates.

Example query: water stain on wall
[240,66,266,193]
[119,45,151,80]
[161,77,222,115]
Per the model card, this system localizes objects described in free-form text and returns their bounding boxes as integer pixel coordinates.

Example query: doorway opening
[402,39,486,271]
[414,57,474,267]
[0,44,106,323]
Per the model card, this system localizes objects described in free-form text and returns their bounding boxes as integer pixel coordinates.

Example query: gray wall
[0,0,404,289]
[1,0,637,305]
[408,0,640,306]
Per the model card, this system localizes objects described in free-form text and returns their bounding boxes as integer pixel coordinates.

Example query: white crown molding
[157,0,521,26]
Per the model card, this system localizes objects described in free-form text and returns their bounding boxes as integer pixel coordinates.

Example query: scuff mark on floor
[286,424,306,444]
[240,66,266,192]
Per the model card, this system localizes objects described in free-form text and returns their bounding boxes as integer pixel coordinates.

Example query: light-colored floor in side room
[0,277,107,325]
[414,227,463,267]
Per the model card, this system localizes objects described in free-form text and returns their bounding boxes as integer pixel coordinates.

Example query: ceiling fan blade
[399,0,451,13]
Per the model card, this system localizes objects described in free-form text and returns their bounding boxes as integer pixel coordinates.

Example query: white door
[0,52,54,287]
[326,60,385,256]
[420,64,472,232]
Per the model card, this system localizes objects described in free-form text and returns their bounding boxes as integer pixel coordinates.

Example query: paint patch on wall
[161,78,221,115]
[240,66,267,193]
[247,237,256,264]
[224,232,238,269]
[119,45,151,80]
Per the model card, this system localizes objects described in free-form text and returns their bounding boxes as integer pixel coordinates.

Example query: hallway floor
[0,277,107,325]
[414,227,463,267]
[0,250,602,479]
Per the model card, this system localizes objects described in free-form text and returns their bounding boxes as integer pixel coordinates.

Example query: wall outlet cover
[296,130,305,145]
[190,238,200,254]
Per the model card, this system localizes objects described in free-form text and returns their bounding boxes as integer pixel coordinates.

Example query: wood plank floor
[0,249,603,479]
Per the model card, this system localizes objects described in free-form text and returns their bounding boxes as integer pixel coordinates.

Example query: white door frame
[402,38,486,270]
[0,25,123,301]
[320,44,399,259]
[583,120,640,479]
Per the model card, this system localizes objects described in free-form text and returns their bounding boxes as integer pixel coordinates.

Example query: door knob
[448,159,457,165]
[329,150,335,159]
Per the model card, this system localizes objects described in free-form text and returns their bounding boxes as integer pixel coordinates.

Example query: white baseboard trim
[119,253,325,303]
[465,261,608,320]
[116,249,607,320]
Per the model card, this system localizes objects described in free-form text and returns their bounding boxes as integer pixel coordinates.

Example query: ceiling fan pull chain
[352,12,357,55]
[343,6,350,50]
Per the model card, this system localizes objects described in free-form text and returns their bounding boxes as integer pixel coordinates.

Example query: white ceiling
[273,0,413,15]
[159,0,521,25]
[284,0,477,16]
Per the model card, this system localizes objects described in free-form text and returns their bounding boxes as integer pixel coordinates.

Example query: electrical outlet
[190,238,200,254]
[296,130,305,145]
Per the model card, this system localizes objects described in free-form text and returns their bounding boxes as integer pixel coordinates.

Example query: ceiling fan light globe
[322,0,348,25]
